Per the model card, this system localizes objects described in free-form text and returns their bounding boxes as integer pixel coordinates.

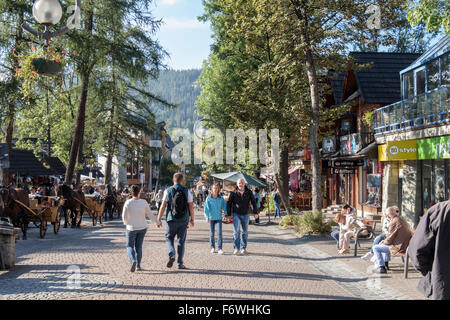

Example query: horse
[103,184,118,221]
[0,186,30,240]
[55,184,87,228]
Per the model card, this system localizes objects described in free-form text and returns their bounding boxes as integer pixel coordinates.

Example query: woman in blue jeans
[273,187,282,219]
[204,183,227,254]
[122,185,156,272]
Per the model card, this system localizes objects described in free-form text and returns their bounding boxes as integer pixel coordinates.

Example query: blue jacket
[204,194,227,221]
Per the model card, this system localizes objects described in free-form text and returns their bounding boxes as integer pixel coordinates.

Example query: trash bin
[0,220,16,270]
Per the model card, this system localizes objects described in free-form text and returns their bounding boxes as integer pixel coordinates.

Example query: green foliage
[279,214,301,227]
[263,193,275,213]
[295,211,332,235]
[406,0,450,33]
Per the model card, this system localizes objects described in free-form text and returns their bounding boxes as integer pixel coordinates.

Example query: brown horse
[0,187,31,239]
[55,184,87,228]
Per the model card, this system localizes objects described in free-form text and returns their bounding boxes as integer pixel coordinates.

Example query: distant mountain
[148,69,201,132]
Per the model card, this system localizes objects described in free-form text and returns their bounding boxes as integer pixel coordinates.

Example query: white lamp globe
[32,0,63,25]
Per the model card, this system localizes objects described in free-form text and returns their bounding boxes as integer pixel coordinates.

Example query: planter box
[0,223,16,270]
[32,58,63,75]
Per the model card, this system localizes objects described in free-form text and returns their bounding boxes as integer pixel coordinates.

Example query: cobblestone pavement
[0,210,424,300]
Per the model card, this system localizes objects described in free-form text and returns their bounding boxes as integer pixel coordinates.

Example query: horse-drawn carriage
[0,187,61,239]
[84,195,105,226]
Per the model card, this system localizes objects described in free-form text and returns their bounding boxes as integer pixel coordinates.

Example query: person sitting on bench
[361,207,394,261]
[372,206,412,274]
[338,205,366,255]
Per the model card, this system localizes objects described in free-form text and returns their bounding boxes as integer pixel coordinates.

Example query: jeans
[331,230,340,243]
[209,220,223,250]
[166,220,189,267]
[274,203,281,218]
[233,213,250,250]
[373,244,391,267]
[370,233,387,254]
[126,228,147,268]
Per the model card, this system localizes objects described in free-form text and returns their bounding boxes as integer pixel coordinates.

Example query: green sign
[418,135,450,159]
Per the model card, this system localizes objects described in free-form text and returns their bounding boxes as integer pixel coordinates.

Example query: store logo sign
[379,140,418,161]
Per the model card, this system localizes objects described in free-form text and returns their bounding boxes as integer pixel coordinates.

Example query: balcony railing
[374,84,450,135]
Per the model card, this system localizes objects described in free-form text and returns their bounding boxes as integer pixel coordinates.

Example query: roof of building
[43,156,66,176]
[401,35,450,74]
[329,72,346,105]
[5,146,53,176]
[347,52,422,104]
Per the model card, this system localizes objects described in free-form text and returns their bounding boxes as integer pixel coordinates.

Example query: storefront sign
[331,168,355,174]
[418,135,450,159]
[378,140,418,161]
[330,160,365,168]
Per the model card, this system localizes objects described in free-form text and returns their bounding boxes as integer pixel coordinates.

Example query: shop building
[374,35,450,227]
[321,52,421,217]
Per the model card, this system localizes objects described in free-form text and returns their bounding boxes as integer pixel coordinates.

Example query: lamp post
[194,118,232,173]
[22,0,81,45]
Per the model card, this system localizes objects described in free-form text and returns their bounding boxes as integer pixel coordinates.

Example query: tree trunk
[2,117,15,186]
[276,146,292,214]
[65,72,89,184]
[75,134,84,188]
[304,47,323,212]
[104,68,117,185]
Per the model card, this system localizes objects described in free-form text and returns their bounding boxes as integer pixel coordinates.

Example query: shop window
[442,52,450,86]
[416,68,426,95]
[434,160,446,203]
[423,160,433,211]
[361,160,381,207]
[426,58,440,91]
[404,71,414,99]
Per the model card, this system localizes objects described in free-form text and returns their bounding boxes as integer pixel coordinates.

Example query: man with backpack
[156,173,194,269]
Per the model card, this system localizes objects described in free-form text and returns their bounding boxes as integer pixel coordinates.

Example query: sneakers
[211,248,216,254]
[373,266,387,274]
[233,249,239,255]
[178,265,187,270]
[218,249,224,255]
[361,252,373,261]
[167,257,176,268]
[130,261,137,273]
[370,255,377,263]
[240,249,248,255]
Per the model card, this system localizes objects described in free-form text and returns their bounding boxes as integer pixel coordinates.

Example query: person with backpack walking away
[156,173,194,270]
[273,187,282,220]
[204,183,227,254]
[227,178,258,255]
[409,200,450,300]
[122,185,157,272]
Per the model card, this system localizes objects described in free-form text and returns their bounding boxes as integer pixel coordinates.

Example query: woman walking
[122,185,156,272]
[204,183,227,254]
[273,187,282,220]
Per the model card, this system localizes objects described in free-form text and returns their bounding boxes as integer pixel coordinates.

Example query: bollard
[0,220,16,270]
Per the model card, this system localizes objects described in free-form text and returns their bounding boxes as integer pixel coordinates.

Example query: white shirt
[122,198,156,231]
[162,188,193,203]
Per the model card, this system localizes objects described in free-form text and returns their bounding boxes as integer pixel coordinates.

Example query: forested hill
[148,69,201,131]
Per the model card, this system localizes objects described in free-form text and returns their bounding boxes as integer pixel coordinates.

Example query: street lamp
[23,0,81,44]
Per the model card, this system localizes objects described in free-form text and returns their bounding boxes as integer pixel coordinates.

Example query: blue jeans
[274,203,281,218]
[209,220,223,250]
[126,228,147,268]
[370,233,386,254]
[233,213,250,250]
[331,230,340,243]
[373,244,391,267]
[166,220,189,267]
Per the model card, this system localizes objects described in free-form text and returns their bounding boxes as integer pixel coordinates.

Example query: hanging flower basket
[32,58,63,75]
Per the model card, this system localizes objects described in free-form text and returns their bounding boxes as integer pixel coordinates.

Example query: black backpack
[171,187,188,219]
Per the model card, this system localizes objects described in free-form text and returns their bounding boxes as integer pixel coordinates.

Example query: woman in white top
[122,185,156,272]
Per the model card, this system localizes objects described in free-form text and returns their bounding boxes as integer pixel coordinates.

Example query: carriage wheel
[40,219,47,238]
[53,210,61,234]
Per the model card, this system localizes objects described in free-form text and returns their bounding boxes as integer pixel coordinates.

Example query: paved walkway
[0,210,424,300]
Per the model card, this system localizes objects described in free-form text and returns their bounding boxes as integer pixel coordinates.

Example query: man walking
[409,200,450,300]
[157,173,194,269]
[227,178,258,255]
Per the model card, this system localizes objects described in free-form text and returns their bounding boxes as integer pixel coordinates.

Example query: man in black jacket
[409,200,450,300]
[227,178,258,255]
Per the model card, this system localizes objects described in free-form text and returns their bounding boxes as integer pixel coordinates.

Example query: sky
[151,0,213,70]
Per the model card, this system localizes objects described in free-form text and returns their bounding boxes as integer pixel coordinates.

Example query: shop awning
[357,142,378,158]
